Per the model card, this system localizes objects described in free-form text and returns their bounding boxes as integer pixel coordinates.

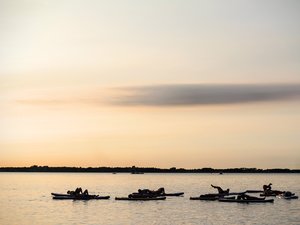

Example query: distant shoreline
[0,166,299,173]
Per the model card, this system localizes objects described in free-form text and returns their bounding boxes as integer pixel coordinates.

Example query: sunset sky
[1,0,300,168]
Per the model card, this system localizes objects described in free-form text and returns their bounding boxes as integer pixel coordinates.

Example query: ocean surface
[0,173,299,225]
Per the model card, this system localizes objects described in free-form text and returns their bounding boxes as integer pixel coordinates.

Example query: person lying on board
[283,191,294,197]
[137,188,165,196]
[151,187,165,196]
[128,190,150,198]
[67,187,89,196]
[237,193,264,200]
[128,187,166,198]
[211,184,230,195]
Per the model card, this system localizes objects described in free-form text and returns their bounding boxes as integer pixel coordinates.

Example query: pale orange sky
[1,0,300,168]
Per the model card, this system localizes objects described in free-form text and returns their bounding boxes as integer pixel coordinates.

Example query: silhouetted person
[155,187,165,195]
[237,193,264,200]
[143,187,165,196]
[138,189,149,193]
[263,183,272,192]
[128,189,150,198]
[283,191,293,197]
[129,187,166,198]
[211,184,230,195]
[74,187,82,196]
[67,190,75,195]
[83,189,89,196]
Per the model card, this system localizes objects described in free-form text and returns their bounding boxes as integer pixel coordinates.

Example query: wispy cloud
[15,84,300,107]
[110,84,300,106]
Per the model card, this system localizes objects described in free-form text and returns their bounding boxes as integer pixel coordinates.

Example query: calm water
[0,173,299,225]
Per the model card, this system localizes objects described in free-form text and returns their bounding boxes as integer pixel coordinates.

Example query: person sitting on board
[211,184,230,195]
[263,183,272,193]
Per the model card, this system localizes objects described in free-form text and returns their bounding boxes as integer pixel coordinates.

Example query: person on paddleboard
[237,193,263,200]
[211,184,230,195]
[67,190,75,195]
[82,189,89,196]
[263,183,272,192]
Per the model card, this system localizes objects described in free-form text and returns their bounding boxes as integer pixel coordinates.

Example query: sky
[1,0,300,169]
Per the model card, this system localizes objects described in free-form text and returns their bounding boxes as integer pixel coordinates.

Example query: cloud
[110,84,300,106]
[15,83,300,107]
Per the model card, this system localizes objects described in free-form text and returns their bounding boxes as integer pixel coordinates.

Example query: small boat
[53,195,110,200]
[161,192,184,197]
[115,197,166,201]
[219,198,274,203]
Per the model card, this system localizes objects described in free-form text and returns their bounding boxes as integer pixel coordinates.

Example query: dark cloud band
[111,84,300,106]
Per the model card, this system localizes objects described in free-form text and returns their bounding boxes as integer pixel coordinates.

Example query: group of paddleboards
[52,187,184,201]
[190,184,298,203]
[52,183,298,203]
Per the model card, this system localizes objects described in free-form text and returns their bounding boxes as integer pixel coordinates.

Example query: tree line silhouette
[0,165,299,173]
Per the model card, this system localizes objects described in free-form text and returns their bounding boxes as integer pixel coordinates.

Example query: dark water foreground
[0,173,299,225]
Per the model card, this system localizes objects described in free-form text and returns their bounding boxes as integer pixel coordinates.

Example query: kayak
[53,195,110,200]
[161,192,184,196]
[115,197,166,201]
[219,198,274,203]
